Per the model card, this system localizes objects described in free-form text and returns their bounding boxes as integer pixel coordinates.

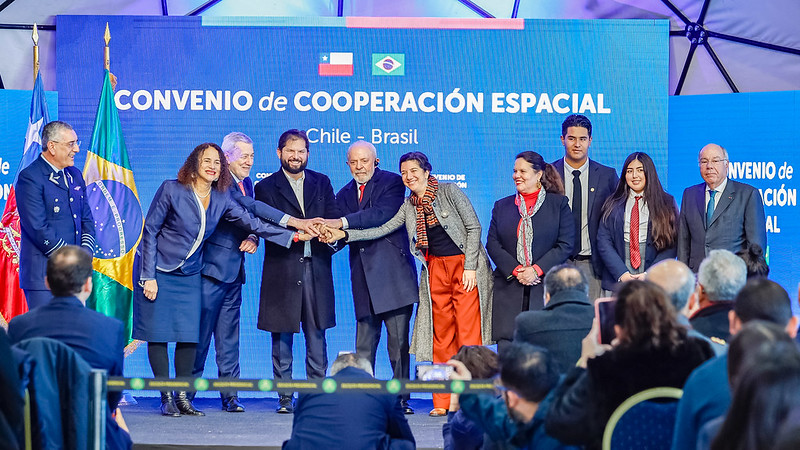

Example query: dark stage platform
[124,397,446,449]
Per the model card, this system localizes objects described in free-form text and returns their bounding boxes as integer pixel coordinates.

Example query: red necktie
[630,195,642,270]
[358,184,365,203]
[238,180,246,196]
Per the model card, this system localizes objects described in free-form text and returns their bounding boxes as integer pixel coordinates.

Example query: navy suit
[486,192,574,342]
[8,296,131,449]
[678,179,767,272]
[335,168,418,386]
[255,169,341,381]
[513,289,595,373]
[596,197,678,291]
[16,155,95,308]
[283,366,415,450]
[194,176,288,399]
[551,158,618,278]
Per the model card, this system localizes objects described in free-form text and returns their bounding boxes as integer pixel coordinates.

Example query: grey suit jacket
[347,182,493,361]
[677,179,766,271]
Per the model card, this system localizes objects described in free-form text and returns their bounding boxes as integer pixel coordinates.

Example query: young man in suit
[551,114,618,302]
[254,129,341,413]
[9,245,131,449]
[677,143,767,272]
[16,121,96,309]
[327,141,419,414]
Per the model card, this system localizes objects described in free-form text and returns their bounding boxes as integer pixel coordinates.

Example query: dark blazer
[545,337,714,449]
[596,196,678,291]
[8,297,131,449]
[283,366,415,450]
[255,169,342,333]
[486,192,574,341]
[0,328,24,450]
[513,289,595,372]
[677,179,767,272]
[16,155,95,290]
[551,158,618,275]
[202,177,287,284]
[140,180,292,280]
[689,302,734,342]
[335,168,418,319]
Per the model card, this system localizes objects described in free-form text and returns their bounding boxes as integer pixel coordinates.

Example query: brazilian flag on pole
[83,70,144,353]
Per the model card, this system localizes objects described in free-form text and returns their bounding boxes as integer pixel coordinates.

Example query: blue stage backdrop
[668,90,800,313]
[48,15,669,391]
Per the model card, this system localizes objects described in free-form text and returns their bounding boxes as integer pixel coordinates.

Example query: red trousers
[427,254,482,409]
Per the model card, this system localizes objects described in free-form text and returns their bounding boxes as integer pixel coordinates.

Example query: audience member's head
[45,245,93,300]
[646,259,696,312]
[697,249,747,304]
[726,321,795,387]
[729,278,798,338]
[451,345,498,380]
[710,340,800,450]
[498,342,560,423]
[613,280,684,352]
[543,263,589,305]
[736,244,769,279]
[330,353,373,376]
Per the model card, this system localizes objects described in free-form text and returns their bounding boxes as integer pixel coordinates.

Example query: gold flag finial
[104,22,111,71]
[32,23,39,84]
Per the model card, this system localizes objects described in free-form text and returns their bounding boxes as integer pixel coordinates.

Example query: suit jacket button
[299,257,304,262]
[73,214,77,218]
[443,225,448,230]
[360,248,364,253]
[459,244,464,249]
[297,280,302,285]
[70,197,74,202]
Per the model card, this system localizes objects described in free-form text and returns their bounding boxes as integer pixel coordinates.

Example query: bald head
[698,143,729,189]
[646,259,696,311]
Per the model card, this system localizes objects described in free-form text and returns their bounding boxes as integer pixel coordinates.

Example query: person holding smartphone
[596,152,678,293]
[545,280,714,449]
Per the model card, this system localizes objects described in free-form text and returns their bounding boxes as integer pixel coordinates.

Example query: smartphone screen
[416,364,453,381]
[595,297,617,345]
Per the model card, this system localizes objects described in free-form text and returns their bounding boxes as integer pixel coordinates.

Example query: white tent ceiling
[1,0,798,95]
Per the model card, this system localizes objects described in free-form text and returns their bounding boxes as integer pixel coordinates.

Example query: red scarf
[409,175,440,250]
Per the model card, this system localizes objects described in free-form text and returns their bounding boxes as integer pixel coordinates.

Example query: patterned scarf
[515,189,546,266]
[409,175,440,250]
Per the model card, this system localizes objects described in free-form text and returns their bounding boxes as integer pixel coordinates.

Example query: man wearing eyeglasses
[16,120,96,309]
[677,143,766,272]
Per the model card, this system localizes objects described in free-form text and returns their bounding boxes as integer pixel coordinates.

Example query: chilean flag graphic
[318,52,354,76]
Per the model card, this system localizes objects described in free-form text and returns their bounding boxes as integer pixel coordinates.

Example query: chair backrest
[602,387,683,450]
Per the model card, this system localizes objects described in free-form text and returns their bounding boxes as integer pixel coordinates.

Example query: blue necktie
[706,189,717,228]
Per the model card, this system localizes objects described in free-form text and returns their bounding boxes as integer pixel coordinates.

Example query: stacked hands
[515,266,541,286]
[286,217,347,244]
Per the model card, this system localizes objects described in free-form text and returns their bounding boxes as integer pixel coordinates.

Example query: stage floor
[124,397,446,449]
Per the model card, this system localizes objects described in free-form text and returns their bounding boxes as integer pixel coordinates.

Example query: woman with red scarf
[486,151,575,352]
[327,151,493,416]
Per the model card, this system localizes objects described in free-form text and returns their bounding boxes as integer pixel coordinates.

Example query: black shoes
[276,395,294,414]
[222,396,246,412]
[400,399,414,415]
[175,391,205,416]
[160,392,180,417]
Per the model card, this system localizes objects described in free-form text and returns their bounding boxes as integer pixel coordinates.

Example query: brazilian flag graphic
[83,70,144,353]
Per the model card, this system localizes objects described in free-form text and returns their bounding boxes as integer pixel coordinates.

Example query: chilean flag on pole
[319,52,353,76]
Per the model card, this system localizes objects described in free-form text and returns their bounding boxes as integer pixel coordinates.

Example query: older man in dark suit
[283,353,415,450]
[16,121,95,309]
[9,245,131,449]
[255,129,342,413]
[677,143,767,272]
[513,264,594,372]
[551,114,618,301]
[327,141,418,414]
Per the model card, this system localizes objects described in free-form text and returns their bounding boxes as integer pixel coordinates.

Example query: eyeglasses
[698,158,727,167]
[52,140,81,149]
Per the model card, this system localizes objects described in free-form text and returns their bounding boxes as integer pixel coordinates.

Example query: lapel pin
[54,206,60,213]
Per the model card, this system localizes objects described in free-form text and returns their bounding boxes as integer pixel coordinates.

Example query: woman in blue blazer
[597,152,678,292]
[133,143,299,417]
[486,151,574,350]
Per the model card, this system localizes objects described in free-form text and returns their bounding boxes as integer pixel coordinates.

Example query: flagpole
[32,23,39,85]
